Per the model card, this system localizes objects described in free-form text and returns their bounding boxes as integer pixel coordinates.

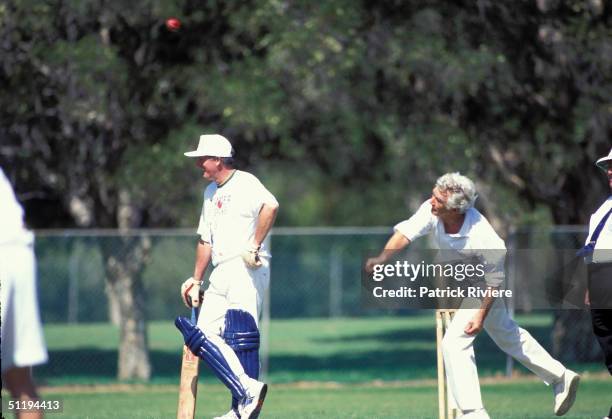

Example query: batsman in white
[1,168,48,419]
[365,172,580,419]
[176,134,279,419]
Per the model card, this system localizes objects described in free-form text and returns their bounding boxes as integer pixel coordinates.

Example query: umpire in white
[1,168,48,419]
[582,148,612,419]
[366,173,579,418]
[177,134,279,419]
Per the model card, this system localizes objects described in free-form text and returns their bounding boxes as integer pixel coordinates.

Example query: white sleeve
[393,200,435,242]
[196,196,211,244]
[0,169,31,245]
[586,213,596,245]
[246,177,278,217]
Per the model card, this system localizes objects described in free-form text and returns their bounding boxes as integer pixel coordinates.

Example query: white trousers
[197,257,270,380]
[442,298,566,411]
[0,242,48,373]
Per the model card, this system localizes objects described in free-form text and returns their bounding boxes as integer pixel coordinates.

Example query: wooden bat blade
[177,307,200,419]
[177,345,200,418]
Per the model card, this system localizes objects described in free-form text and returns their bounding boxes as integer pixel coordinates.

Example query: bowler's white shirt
[394,200,506,286]
[197,170,278,265]
[0,169,33,246]
[586,195,612,263]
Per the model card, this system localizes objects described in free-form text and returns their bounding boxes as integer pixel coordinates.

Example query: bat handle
[191,307,200,323]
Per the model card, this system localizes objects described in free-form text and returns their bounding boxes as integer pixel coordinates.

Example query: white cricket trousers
[442,298,566,411]
[196,257,270,380]
[0,241,48,373]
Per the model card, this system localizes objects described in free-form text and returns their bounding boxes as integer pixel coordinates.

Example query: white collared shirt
[197,170,278,265]
[586,195,612,263]
[394,200,506,286]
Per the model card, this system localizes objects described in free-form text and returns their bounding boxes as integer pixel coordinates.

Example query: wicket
[436,309,459,419]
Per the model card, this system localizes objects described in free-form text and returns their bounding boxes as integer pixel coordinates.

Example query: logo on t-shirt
[213,195,231,215]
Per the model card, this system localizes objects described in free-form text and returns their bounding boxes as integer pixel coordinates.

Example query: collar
[440,210,471,237]
[216,170,237,188]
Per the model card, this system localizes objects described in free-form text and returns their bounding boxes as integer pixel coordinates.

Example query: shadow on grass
[283,318,566,379]
[36,321,556,384]
[312,318,553,346]
[36,349,182,384]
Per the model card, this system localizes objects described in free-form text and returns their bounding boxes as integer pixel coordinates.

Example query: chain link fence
[35,228,395,323]
[32,226,601,384]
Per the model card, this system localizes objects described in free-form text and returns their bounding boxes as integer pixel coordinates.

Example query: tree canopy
[2,0,610,231]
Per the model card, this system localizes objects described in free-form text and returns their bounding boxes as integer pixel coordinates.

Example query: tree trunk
[103,235,152,381]
[105,281,122,326]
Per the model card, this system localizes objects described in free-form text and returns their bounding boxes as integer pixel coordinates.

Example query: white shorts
[197,257,270,336]
[1,242,48,373]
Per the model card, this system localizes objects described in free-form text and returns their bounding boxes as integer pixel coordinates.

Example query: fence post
[329,245,343,317]
[68,240,81,323]
[260,235,272,381]
[505,231,516,377]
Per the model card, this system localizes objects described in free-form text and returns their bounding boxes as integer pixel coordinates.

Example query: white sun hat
[595,147,612,170]
[184,134,233,158]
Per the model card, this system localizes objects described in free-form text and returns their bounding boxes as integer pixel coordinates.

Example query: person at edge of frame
[1,167,49,419]
[581,148,612,419]
[365,172,580,419]
[176,134,279,419]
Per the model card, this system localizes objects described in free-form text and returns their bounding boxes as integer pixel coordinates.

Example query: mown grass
[38,313,605,385]
[20,377,610,419]
[9,314,608,418]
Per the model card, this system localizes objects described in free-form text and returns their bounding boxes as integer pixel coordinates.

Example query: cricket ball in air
[166,17,181,32]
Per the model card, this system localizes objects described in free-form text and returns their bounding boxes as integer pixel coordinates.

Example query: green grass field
[24,377,611,419]
[5,314,609,418]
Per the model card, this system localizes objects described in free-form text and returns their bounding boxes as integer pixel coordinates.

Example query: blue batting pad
[175,316,246,400]
[224,309,261,411]
[224,309,260,379]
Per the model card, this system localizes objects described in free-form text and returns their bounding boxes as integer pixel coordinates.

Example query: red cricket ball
[165,17,181,32]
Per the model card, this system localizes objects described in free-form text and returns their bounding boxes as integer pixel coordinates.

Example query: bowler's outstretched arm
[365,231,411,273]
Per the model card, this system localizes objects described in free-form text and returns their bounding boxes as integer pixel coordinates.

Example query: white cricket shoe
[238,379,267,419]
[461,409,490,418]
[213,408,240,419]
[553,369,580,416]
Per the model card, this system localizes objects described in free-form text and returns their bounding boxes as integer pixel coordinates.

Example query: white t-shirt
[394,200,506,286]
[0,169,33,246]
[586,195,612,263]
[197,170,278,265]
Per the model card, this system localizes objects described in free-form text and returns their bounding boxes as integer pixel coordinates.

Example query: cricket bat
[177,307,200,419]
